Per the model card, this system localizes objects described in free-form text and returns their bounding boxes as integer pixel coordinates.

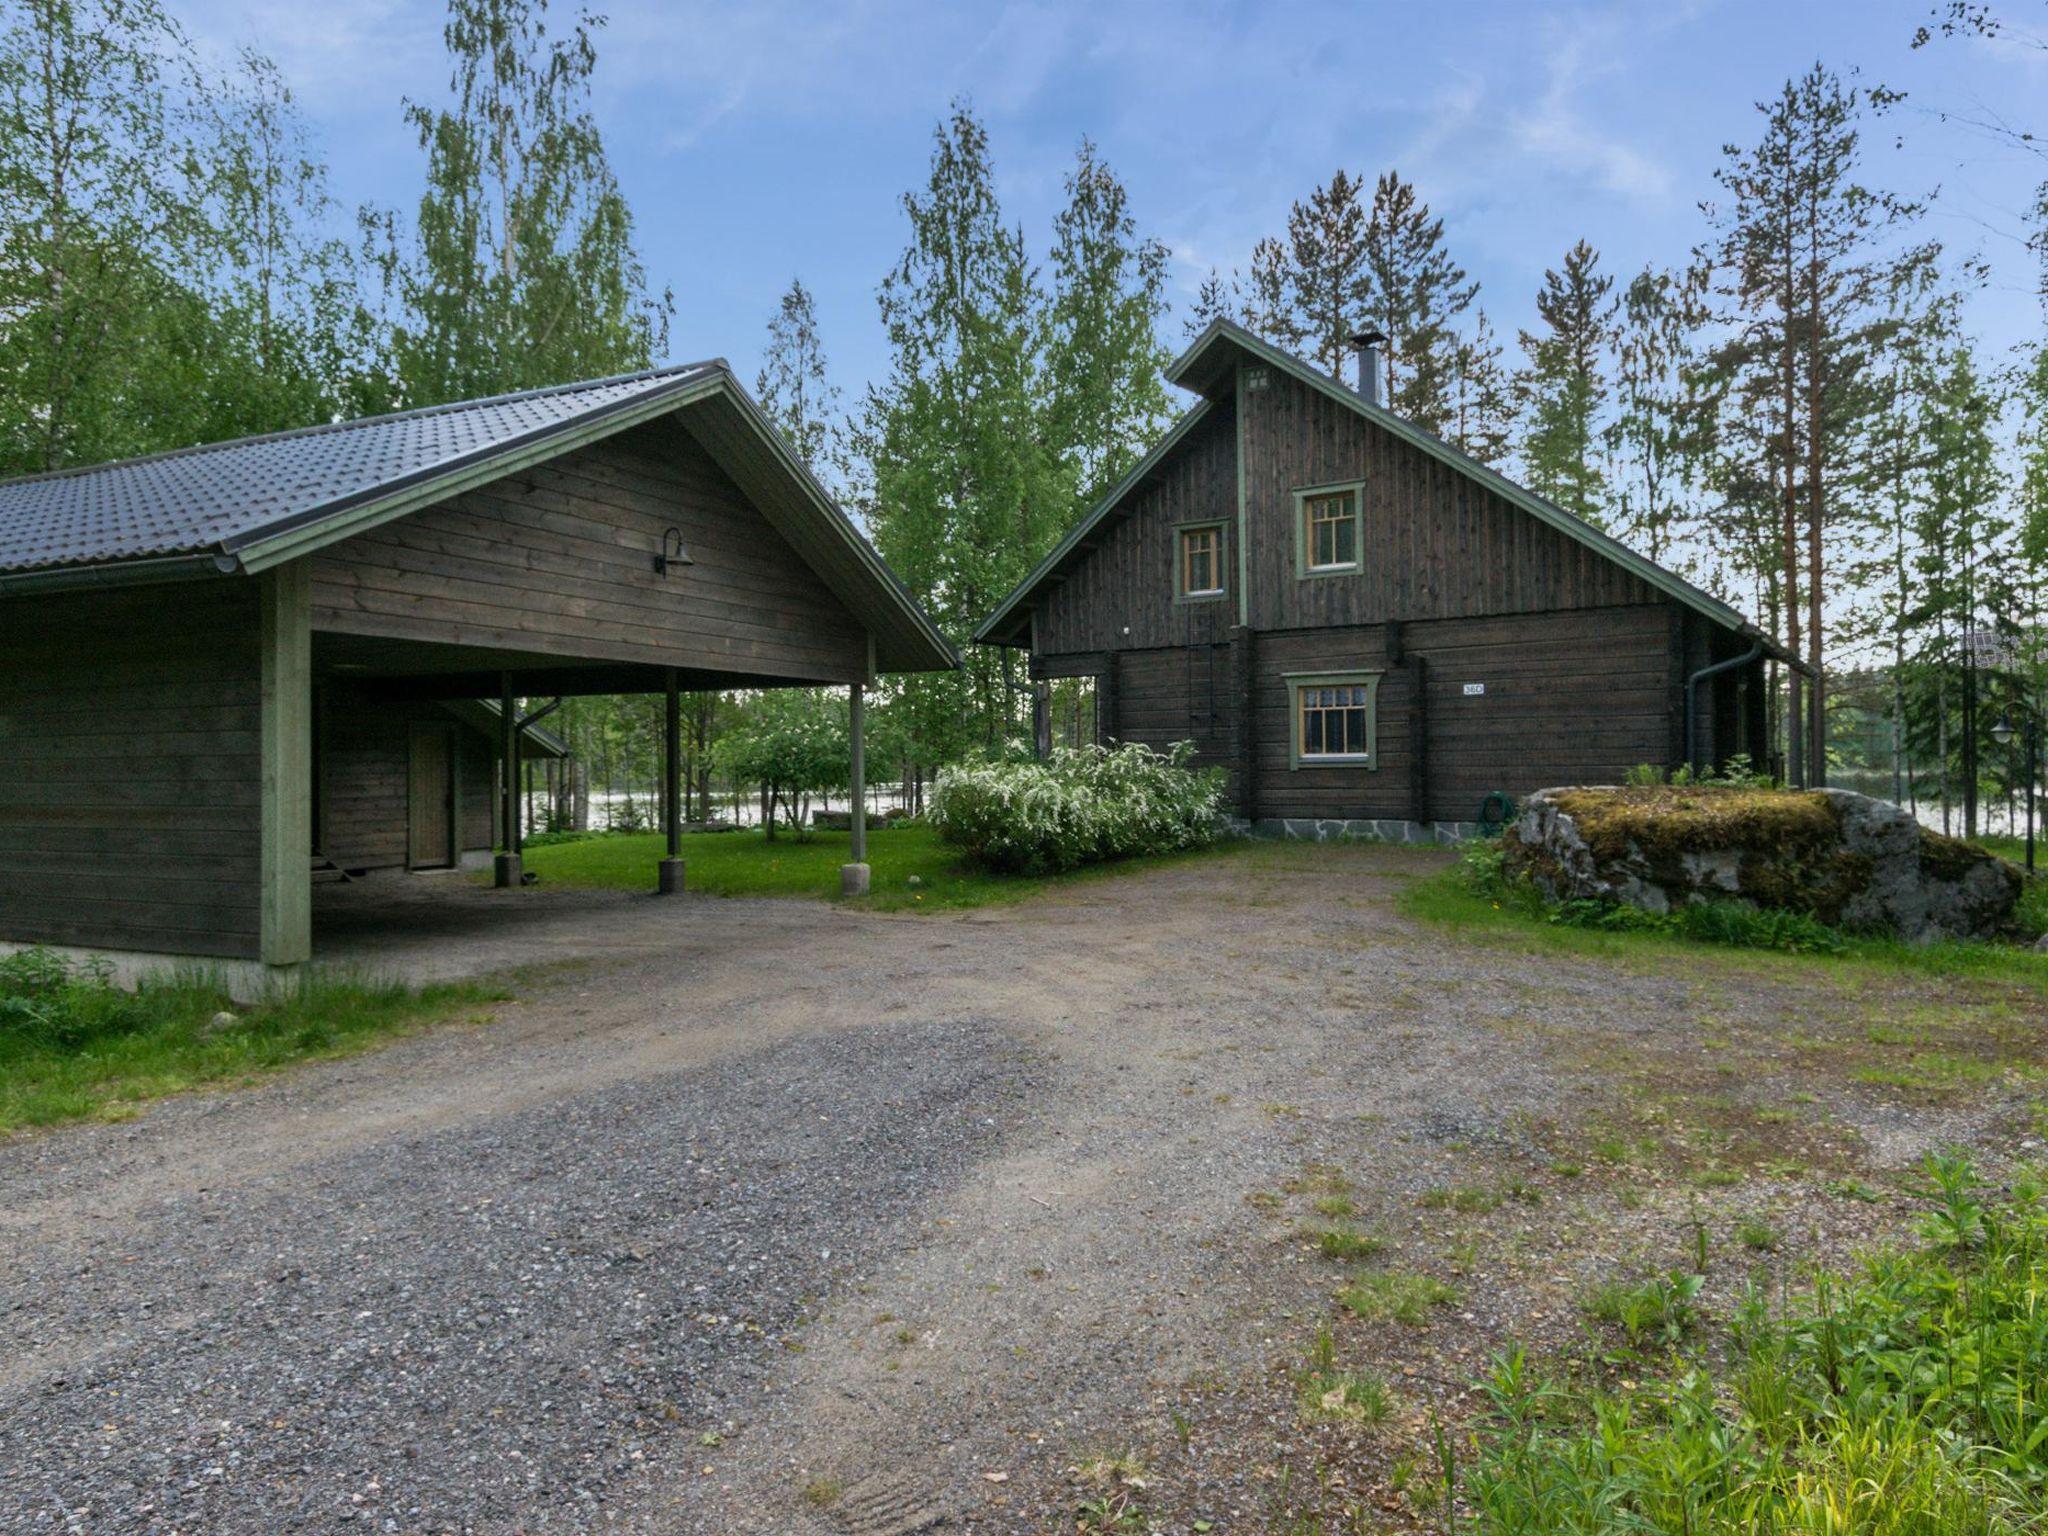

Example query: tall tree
[1701,64,1933,785]
[1607,265,1702,559]
[1281,169,1370,378]
[1449,310,1516,466]
[1361,171,1477,434]
[372,0,671,405]
[1043,138,1173,501]
[860,101,1069,768]
[755,276,842,475]
[0,0,189,473]
[1517,239,1615,524]
[1183,267,1237,338]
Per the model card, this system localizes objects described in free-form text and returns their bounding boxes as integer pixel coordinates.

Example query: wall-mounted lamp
[653,526,694,576]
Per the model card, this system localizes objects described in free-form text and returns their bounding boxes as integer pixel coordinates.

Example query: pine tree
[1043,138,1173,502]
[373,0,671,405]
[1517,240,1615,524]
[1282,169,1370,378]
[860,101,1068,767]
[1183,268,1237,338]
[1701,64,1933,785]
[1242,235,1299,351]
[755,276,842,479]
[1362,171,1477,435]
[1449,311,1516,466]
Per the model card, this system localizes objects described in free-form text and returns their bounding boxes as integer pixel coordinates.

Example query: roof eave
[0,548,241,595]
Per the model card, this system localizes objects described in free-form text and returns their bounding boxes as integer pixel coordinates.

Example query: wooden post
[842,678,870,895]
[258,563,312,969]
[659,667,685,893]
[495,672,520,888]
[1032,679,1050,760]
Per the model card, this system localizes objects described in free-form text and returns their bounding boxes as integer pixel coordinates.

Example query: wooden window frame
[1174,518,1228,604]
[1284,670,1381,770]
[1292,480,1366,579]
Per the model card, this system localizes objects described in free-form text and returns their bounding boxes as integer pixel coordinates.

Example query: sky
[174,0,2048,402]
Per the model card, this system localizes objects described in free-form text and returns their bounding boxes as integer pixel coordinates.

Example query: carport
[0,363,954,978]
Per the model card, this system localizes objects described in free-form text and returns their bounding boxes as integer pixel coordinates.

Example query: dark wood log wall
[309,415,872,684]
[1035,405,1239,655]
[319,693,492,870]
[0,582,263,957]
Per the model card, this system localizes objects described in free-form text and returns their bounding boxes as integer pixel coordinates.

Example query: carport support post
[659,667,685,894]
[495,672,521,888]
[259,563,312,969]
[841,679,870,896]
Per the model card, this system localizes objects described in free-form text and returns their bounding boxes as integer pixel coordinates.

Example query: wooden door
[408,723,456,870]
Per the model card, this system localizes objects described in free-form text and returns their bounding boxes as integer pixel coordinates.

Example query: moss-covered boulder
[1505,785,2021,943]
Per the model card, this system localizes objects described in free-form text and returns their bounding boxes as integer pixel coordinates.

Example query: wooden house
[0,363,953,972]
[976,321,1795,838]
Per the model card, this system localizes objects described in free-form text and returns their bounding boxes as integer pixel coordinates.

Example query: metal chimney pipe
[1350,329,1388,407]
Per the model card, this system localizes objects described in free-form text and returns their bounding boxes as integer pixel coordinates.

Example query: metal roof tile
[0,363,718,576]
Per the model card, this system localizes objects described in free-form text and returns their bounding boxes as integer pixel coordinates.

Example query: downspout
[1685,641,1765,776]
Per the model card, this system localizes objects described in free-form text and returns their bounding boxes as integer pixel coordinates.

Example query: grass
[1314,1227,1386,1261]
[514,822,1248,911]
[1581,1270,1705,1346]
[0,947,502,1133]
[1336,1270,1459,1325]
[1464,1154,2048,1533]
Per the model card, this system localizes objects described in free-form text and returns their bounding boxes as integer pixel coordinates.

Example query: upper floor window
[1178,521,1225,600]
[1295,483,1364,577]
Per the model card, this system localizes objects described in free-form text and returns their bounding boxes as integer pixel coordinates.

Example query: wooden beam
[259,562,312,967]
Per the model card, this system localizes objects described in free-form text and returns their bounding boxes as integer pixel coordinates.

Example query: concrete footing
[839,861,871,896]
[657,857,686,895]
[494,852,523,888]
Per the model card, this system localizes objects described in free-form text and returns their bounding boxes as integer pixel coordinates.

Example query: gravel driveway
[2,842,2011,1533]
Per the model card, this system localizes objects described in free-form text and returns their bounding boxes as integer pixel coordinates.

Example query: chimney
[1350,329,1388,407]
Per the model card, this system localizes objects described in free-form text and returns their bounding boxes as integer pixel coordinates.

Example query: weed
[1337,1271,1459,1325]
[1584,1271,1705,1345]
[1421,1184,1502,1214]
[1826,1177,1884,1203]
[1736,1217,1782,1252]
[1297,1368,1392,1424]
[1314,1228,1385,1262]
[800,1477,842,1508]
[1312,1193,1356,1218]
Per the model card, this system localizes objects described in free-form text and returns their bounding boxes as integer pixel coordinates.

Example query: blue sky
[178,0,2047,400]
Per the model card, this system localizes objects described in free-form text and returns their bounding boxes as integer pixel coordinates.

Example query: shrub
[928,741,1226,874]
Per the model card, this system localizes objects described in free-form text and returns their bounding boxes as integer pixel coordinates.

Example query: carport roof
[0,363,957,674]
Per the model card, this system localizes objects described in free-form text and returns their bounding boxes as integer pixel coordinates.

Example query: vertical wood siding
[1034,405,1240,655]
[308,416,873,683]
[0,582,263,957]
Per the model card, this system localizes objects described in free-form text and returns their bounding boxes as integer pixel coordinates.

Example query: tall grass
[1463,1153,2048,1533]
[0,947,501,1132]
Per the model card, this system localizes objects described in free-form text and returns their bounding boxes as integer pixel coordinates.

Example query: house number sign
[1462,682,1486,696]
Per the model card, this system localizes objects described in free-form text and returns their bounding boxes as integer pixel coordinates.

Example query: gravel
[2,1019,1037,1533]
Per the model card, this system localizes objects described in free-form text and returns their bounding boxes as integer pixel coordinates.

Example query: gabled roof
[977,318,1783,658]
[0,363,957,674]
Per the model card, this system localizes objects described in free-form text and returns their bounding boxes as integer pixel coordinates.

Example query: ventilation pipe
[1350,330,1388,407]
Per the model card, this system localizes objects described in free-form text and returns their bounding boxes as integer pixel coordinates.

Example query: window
[1177,521,1225,600]
[1294,482,1365,577]
[1287,672,1380,769]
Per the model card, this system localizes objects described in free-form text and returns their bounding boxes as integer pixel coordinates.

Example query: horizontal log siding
[310,417,871,683]
[1035,405,1239,655]
[319,695,493,870]
[1251,606,1676,820]
[1111,647,1239,796]
[1238,367,1655,630]
[0,582,263,957]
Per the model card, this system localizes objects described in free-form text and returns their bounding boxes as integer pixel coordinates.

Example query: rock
[1505,784,2021,944]
[906,875,924,889]
[2035,932,2048,953]
[200,1010,242,1038]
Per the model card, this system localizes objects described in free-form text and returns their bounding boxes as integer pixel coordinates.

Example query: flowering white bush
[929,741,1227,874]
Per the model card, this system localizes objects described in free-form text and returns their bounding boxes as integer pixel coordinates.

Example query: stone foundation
[1249,817,1478,846]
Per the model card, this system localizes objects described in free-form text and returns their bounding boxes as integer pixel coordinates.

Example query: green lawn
[515,822,1247,911]
[0,951,503,1134]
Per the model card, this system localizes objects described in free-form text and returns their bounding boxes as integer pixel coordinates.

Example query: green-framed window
[1293,481,1365,577]
[1176,519,1226,601]
[1286,671,1380,769]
